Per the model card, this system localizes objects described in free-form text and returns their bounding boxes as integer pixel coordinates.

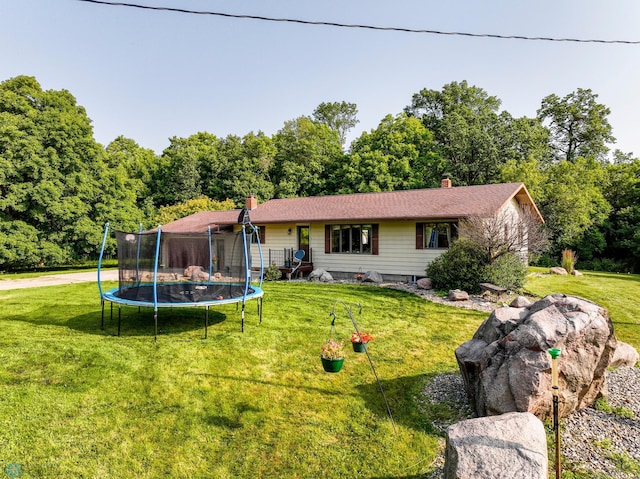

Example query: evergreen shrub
[482,253,528,291]
[426,238,489,294]
[264,263,283,281]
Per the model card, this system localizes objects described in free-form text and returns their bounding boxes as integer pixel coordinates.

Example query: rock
[549,266,568,275]
[362,270,383,283]
[609,341,639,368]
[455,294,616,420]
[510,296,532,308]
[571,269,583,276]
[448,289,470,301]
[444,412,547,479]
[184,265,204,277]
[417,278,432,290]
[308,269,333,282]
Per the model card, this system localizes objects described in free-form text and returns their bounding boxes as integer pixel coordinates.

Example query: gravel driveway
[0,270,118,291]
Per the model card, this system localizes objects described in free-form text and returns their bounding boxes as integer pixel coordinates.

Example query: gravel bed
[420,367,640,478]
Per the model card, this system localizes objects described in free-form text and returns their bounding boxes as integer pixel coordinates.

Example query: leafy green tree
[104,136,158,205]
[155,133,216,206]
[217,132,275,205]
[600,154,640,271]
[312,101,359,148]
[271,117,343,198]
[155,196,236,225]
[405,81,507,185]
[0,75,141,267]
[333,113,442,193]
[537,88,615,163]
[538,157,611,249]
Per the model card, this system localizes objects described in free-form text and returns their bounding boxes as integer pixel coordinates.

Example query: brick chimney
[441,176,452,188]
[246,194,258,210]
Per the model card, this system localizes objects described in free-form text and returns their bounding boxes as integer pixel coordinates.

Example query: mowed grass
[0,281,487,478]
[525,269,640,350]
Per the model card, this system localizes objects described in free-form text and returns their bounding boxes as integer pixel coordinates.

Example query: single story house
[161,179,543,281]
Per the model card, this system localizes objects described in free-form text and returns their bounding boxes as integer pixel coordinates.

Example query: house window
[417,222,458,249]
[330,225,374,254]
[250,226,265,244]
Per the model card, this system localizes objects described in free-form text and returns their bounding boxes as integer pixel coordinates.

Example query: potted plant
[320,338,345,372]
[350,331,374,353]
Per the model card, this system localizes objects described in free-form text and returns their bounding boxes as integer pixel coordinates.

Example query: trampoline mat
[114,282,251,304]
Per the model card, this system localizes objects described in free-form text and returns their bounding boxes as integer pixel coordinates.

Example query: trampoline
[97,209,264,339]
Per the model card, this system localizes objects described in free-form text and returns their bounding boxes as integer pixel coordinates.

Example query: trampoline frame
[97,210,264,340]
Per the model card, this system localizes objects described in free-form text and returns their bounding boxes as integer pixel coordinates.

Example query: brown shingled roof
[159,183,543,231]
[250,183,542,223]
[159,209,242,233]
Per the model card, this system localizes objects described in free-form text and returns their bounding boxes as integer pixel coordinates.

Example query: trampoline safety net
[114,227,254,305]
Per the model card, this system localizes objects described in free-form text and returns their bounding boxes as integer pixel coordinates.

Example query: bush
[264,263,283,281]
[426,238,489,294]
[482,253,528,291]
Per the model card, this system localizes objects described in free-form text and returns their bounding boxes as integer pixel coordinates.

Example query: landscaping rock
[609,341,639,368]
[448,289,470,301]
[308,269,333,282]
[549,266,568,275]
[455,294,616,420]
[444,412,547,479]
[571,269,583,276]
[509,295,532,308]
[416,277,432,290]
[362,270,383,283]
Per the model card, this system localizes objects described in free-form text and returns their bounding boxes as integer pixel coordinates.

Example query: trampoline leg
[205,306,209,339]
[117,305,121,336]
[258,297,263,325]
[241,303,245,333]
[154,309,158,342]
[101,300,105,330]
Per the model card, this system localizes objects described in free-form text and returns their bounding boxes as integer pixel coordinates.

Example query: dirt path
[0,270,118,291]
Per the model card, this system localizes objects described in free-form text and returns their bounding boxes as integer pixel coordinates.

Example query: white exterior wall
[251,222,446,278]
[249,199,529,278]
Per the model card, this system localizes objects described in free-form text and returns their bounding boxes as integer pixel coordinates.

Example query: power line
[76,0,640,45]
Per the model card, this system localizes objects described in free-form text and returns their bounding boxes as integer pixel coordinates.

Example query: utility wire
[76,0,640,45]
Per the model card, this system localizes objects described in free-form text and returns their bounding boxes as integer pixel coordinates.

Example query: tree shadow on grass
[356,372,469,437]
[8,304,230,339]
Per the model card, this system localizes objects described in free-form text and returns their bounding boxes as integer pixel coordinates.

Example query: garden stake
[329,301,397,434]
[548,347,562,479]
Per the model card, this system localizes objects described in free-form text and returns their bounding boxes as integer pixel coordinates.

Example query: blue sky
[2,0,639,157]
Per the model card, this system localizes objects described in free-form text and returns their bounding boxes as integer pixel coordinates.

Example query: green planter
[352,341,367,353]
[321,356,344,373]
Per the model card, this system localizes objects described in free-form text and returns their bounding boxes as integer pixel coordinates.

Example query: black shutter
[416,223,424,249]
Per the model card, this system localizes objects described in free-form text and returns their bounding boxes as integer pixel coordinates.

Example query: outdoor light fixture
[548,347,562,479]
[287,228,292,235]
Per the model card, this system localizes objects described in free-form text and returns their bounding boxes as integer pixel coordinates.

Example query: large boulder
[308,269,333,282]
[455,294,616,420]
[417,277,432,290]
[449,289,470,301]
[444,412,547,479]
[362,270,383,283]
[609,341,639,368]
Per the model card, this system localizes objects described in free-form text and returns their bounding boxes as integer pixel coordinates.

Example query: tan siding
[309,222,444,277]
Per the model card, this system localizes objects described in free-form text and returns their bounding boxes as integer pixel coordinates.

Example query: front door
[297,226,310,261]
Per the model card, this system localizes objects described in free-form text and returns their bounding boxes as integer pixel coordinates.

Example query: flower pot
[321,356,344,373]
[352,341,367,353]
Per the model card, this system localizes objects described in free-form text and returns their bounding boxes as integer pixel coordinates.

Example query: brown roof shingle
[159,183,542,231]
[250,183,540,223]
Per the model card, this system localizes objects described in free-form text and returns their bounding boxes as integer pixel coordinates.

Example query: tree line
[1,75,638,272]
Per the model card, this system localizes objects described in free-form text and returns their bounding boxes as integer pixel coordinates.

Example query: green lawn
[1,272,638,478]
[0,281,486,479]
[525,269,640,350]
